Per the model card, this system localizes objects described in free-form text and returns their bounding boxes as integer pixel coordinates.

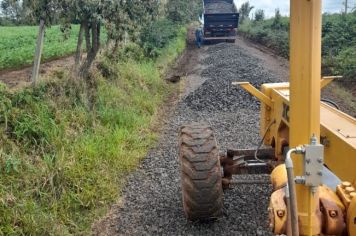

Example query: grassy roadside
[0,27,186,235]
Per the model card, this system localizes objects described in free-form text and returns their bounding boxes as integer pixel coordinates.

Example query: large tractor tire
[179,123,223,221]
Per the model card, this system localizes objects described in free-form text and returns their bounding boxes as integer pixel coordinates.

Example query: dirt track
[0,55,75,89]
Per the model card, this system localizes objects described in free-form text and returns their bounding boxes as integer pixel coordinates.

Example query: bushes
[239,12,356,80]
[335,47,356,79]
[140,19,178,57]
[117,43,145,62]
[140,0,200,58]
[322,13,356,80]
[240,19,289,58]
[166,0,202,24]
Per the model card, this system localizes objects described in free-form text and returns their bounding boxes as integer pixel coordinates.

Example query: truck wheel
[179,123,223,221]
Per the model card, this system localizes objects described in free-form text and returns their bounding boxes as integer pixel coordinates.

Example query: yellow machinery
[178,0,355,235]
[234,0,356,235]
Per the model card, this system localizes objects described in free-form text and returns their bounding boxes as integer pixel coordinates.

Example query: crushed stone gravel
[93,43,282,235]
[205,2,237,14]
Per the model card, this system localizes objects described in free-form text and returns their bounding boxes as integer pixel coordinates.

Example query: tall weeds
[0,27,186,235]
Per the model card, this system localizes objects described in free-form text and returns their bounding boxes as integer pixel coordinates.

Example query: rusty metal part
[220,148,275,189]
[269,188,288,234]
[319,185,345,212]
[319,185,346,235]
[269,184,349,235]
[226,148,275,161]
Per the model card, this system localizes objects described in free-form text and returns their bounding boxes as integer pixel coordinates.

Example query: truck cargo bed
[201,0,239,42]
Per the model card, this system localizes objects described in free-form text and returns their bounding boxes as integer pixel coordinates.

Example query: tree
[254,9,265,22]
[343,0,348,14]
[0,0,24,24]
[24,0,60,25]
[58,0,104,78]
[272,9,282,29]
[102,0,159,50]
[166,0,202,24]
[239,2,254,24]
[58,0,160,78]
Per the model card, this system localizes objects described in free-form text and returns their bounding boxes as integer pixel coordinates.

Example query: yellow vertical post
[289,0,322,235]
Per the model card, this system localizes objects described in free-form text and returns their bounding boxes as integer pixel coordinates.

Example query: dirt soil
[0,55,75,89]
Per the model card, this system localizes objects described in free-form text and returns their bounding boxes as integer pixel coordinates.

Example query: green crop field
[0,25,84,70]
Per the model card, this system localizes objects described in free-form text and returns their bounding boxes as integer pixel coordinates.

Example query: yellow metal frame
[232,82,273,107]
[237,82,356,182]
[236,81,356,236]
[234,0,356,235]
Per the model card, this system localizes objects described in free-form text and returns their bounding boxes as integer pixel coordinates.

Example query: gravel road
[92,42,283,235]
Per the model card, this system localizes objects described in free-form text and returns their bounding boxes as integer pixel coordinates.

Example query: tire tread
[179,122,223,221]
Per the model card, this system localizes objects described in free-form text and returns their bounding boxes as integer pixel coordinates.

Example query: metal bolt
[295,176,306,184]
[277,210,285,218]
[306,172,311,176]
[311,186,318,195]
[317,158,323,163]
[318,171,323,176]
[329,210,338,218]
[310,135,317,145]
[306,159,311,164]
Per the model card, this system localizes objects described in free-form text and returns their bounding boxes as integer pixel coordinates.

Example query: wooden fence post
[31,19,45,86]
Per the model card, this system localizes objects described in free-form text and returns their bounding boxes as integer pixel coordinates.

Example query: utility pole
[344,0,348,14]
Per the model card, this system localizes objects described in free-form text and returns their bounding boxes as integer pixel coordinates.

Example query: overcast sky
[234,0,356,17]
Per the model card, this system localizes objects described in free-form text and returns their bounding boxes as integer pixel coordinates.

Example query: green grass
[0,27,186,235]
[0,25,106,71]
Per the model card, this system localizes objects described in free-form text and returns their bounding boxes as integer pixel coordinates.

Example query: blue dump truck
[196,0,239,47]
